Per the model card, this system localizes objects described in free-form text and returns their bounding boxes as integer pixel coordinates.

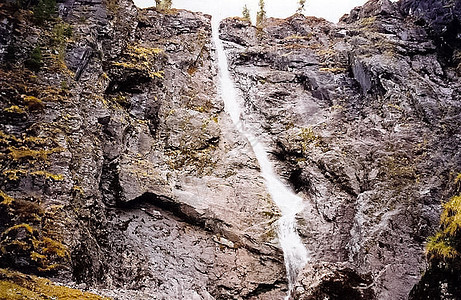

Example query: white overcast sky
[133,0,373,23]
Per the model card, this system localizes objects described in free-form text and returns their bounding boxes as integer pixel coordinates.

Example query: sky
[132,0,371,23]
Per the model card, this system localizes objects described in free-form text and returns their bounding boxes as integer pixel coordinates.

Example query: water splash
[211,18,309,297]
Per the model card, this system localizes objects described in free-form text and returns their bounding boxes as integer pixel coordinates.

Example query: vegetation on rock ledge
[426,178,461,260]
[0,268,109,300]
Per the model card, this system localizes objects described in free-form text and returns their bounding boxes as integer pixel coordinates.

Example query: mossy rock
[0,268,109,299]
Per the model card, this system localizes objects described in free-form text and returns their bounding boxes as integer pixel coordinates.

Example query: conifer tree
[33,0,56,24]
[163,0,172,9]
[156,0,171,10]
[256,0,266,28]
[242,4,250,22]
[297,0,306,14]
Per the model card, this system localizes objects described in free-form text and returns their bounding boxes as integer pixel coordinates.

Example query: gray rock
[1,0,461,299]
[220,1,461,298]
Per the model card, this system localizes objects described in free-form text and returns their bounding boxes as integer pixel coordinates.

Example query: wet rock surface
[0,0,460,299]
[293,262,375,300]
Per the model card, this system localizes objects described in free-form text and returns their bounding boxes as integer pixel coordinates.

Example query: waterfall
[211,18,309,298]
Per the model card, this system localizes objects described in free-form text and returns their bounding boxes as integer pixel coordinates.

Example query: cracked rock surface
[0,0,460,299]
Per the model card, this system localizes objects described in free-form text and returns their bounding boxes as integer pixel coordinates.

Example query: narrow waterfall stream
[211,19,309,297]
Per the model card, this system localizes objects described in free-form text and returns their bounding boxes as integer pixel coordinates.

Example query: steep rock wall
[0,0,460,299]
[220,0,461,298]
[0,0,287,299]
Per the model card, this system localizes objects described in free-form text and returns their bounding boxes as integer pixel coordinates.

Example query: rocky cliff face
[0,1,286,298]
[0,0,460,299]
[220,0,461,298]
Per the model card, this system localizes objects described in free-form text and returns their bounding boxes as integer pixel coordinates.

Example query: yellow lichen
[39,237,69,259]
[30,251,47,262]
[112,62,164,79]
[30,171,64,181]
[283,44,309,50]
[165,144,217,175]
[0,131,19,144]
[387,103,402,111]
[455,173,461,184]
[1,224,70,272]
[0,131,49,147]
[2,169,27,180]
[330,104,344,111]
[72,185,84,196]
[112,44,165,79]
[360,16,377,28]
[382,155,417,181]
[0,268,110,300]
[40,86,68,102]
[316,48,337,58]
[23,96,44,110]
[149,70,165,79]
[8,146,64,161]
[0,280,39,300]
[126,45,163,58]
[3,169,64,181]
[3,105,25,114]
[3,224,35,236]
[112,61,138,69]
[299,127,319,152]
[0,190,14,205]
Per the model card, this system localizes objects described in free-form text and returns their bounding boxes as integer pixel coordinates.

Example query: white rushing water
[211,18,309,298]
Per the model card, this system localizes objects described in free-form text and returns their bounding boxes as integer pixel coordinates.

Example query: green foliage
[60,81,68,91]
[256,0,266,28]
[242,5,251,22]
[299,127,319,152]
[52,23,73,41]
[32,0,56,24]
[25,46,43,71]
[426,193,461,260]
[297,0,306,14]
[15,0,34,9]
[5,43,19,63]
[51,22,72,65]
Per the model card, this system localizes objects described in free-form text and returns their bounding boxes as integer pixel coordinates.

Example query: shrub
[14,0,56,23]
[32,0,56,24]
[256,0,266,28]
[25,46,43,71]
[242,5,251,22]
[426,193,461,260]
[156,0,172,10]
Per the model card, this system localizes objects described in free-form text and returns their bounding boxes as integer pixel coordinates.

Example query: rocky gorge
[0,0,460,299]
